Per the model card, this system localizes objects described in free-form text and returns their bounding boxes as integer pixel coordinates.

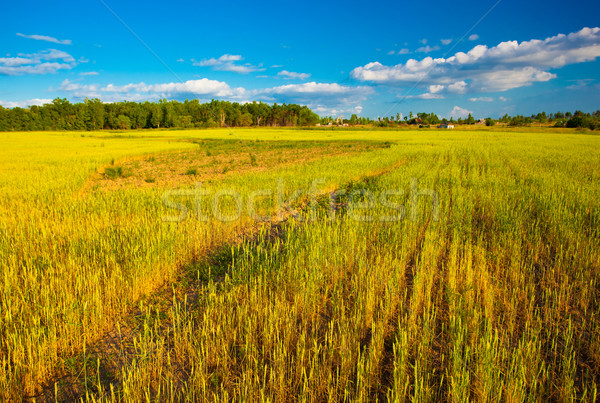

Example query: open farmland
[0,128,599,401]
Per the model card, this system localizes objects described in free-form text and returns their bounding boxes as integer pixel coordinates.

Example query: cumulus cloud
[0,49,76,75]
[16,33,72,45]
[448,80,468,93]
[57,77,373,115]
[192,54,265,74]
[58,80,101,99]
[468,34,479,41]
[350,27,600,95]
[257,82,374,117]
[450,106,473,118]
[441,39,453,45]
[59,78,247,102]
[277,70,311,80]
[0,98,53,108]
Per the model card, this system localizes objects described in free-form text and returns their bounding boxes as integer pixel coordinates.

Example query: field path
[28,162,405,402]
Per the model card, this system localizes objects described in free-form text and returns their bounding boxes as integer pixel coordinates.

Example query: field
[0,128,599,401]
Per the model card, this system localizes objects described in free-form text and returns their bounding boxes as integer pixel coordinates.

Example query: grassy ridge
[0,129,598,400]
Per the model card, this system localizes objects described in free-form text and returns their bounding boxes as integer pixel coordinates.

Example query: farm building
[438,123,454,129]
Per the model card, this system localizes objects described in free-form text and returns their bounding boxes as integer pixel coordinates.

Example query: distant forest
[356,110,600,130]
[0,97,599,131]
[0,98,320,131]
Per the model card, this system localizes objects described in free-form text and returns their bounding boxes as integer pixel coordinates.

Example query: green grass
[104,166,124,179]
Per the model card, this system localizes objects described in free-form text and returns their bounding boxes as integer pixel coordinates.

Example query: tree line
[0,98,320,131]
[1,98,598,131]
[339,110,600,129]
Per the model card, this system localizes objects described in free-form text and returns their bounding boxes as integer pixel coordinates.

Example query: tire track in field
[430,182,453,400]
[28,216,295,402]
[28,161,409,402]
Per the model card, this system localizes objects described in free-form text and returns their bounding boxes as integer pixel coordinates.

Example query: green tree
[237,112,253,127]
[116,114,132,130]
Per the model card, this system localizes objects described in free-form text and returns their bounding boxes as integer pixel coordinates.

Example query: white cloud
[441,39,453,45]
[350,27,600,93]
[57,78,374,116]
[499,96,508,101]
[0,49,76,75]
[405,92,445,100]
[429,84,444,93]
[259,82,373,96]
[468,34,479,41]
[420,39,428,44]
[416,45,440,53]
[59,78,246,102]
[277,70,311,80]
[312,105,364,117]
[258,82,373,117]
[192,54,265,74]
[58,79,101,98]
[388,49,410,55]
[79,71,99,76]
[16,33,72,45]
[450,106,473,118]
[448,80,468,93]
[0,98,53,108]
[468,97,494,102]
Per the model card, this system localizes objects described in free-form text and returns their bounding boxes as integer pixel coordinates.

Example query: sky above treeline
[1,0,599,119]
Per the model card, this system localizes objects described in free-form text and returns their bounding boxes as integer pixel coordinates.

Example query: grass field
[1,128,599,401]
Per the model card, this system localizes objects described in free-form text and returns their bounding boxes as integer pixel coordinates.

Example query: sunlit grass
[0,128,598,400]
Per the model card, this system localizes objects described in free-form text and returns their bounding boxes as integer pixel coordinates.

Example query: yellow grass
[0,128,598,401]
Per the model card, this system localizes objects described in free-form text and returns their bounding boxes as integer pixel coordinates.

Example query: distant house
[438,123,454,129]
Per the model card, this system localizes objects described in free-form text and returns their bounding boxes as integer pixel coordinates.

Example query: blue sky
[1,0,599,119]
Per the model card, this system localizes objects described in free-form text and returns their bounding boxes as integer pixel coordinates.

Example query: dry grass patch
[88,140,383,192]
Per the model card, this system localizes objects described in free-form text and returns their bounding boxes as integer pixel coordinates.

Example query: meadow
[0,128,598,401]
